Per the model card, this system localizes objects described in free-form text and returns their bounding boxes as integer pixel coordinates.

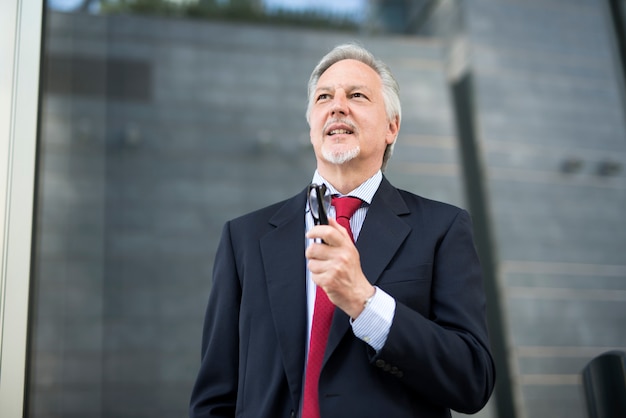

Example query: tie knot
[331,196,362,220]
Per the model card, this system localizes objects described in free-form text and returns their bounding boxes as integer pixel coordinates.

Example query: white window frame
[0,0,44,415]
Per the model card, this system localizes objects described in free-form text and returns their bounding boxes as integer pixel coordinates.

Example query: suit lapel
[325,178,411,361]
[261,190,308,406]
[356,178,411,287]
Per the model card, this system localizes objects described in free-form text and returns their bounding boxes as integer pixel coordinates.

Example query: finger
[305,241,327,260]
[307,258,331,276]
[307,221,351,246]
[306,224,329,241]
[327,217,354,244]
[306,225,341,245]
[327,217,351,238]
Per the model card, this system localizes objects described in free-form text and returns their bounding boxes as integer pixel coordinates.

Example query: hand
[306,217,376,319]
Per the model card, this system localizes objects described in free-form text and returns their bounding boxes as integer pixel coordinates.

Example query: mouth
[327,128,353,136]
[325,121,356,136]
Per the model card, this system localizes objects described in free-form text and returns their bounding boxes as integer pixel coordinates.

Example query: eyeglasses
[307,183,331,226]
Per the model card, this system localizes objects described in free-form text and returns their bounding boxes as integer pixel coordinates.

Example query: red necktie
[302,196,362,418]
[331,196,362,242]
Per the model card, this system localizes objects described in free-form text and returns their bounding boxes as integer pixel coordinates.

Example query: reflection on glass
[308,183,330,226]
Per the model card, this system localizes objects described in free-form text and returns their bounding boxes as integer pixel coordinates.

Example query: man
[190,43,495,418]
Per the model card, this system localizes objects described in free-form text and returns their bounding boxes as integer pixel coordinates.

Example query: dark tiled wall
[466,0,626,417]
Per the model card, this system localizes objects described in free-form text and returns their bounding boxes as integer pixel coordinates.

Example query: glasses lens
[308,184,330,220]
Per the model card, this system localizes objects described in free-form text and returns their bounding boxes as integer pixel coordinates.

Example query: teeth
[329,129,352,135]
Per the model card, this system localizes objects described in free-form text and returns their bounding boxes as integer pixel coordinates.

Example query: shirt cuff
[350,286,396,351]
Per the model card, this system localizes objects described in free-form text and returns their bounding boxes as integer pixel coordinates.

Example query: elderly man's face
[309,59,398,172]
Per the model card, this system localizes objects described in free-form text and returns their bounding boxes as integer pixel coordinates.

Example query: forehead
[316,59,382,91]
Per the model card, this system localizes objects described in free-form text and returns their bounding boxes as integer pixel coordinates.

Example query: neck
[317,161,379,195]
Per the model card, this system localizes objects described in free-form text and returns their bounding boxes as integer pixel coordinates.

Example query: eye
[316,93,331,102]
[351,92,368,99]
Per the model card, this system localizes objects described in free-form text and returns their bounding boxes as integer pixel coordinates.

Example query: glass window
[28,1,462,417]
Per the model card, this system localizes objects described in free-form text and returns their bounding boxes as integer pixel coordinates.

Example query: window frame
[0,0,44,415]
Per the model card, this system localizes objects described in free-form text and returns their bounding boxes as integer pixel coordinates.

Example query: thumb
[328,216,350,237]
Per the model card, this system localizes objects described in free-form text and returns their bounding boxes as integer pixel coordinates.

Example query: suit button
[375,359,386,368]
[397,371,404,378]
[391,366,398,374]
[384,363,391,372]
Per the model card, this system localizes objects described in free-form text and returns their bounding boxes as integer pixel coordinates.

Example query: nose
[330,91,349,116]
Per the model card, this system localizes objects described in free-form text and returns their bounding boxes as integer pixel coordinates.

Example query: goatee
[322,146,360,165]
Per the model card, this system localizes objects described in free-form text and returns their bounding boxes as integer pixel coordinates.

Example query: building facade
[1,1,625,417]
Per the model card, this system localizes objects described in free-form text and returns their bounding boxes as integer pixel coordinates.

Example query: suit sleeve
[190,222,240,418]
[374,209,496,414]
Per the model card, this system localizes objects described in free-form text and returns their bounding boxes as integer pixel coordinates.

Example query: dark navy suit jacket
[190,177,495,418]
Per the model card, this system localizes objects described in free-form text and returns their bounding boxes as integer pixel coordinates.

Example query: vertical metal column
[446,28,519,418]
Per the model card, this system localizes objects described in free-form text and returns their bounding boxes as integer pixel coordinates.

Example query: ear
[385,115,400,144]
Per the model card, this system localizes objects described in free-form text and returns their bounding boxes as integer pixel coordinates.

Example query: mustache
[323,118,357,133]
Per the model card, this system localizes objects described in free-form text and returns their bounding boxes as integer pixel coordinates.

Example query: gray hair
[305,43,402,170]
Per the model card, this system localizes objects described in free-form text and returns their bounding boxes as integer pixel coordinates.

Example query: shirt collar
[311,170,382,205]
